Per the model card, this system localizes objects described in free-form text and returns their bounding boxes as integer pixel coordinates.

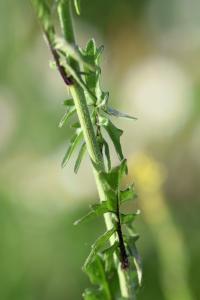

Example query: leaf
[98,160,128,211]
[120,185,137,204]
[102,119,124,161]
[74,0,81,15]
[105,107,137,120]
[59,107,76,128]
[74,201,112,226]
[32,0,53,33]
[86,39,96,57]
[98,172,117,211]
[71,121,81,128]
[118,158,128,179]
[83,41,99,91]
[98,116,109,126]
[84,253,113,300]
[103,139,111,171]
[63,98,74,107]
[55,37,96,71]
[97,91,109,108]
[61,130,83,167]
[60,58,97,103]
[127,239,143,287]
[83,227,116,270]
[132,245,143,287]
[83,288,103,300]
[102,242,119,272]
[95,45,104,60]
[120,211,140,225]
[74,142,86,173]
[85,255,106,285]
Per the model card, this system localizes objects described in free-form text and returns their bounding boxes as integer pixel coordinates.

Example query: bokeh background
[0,0,200,299]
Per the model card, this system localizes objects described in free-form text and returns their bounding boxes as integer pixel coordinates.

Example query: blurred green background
[0,0,200,299]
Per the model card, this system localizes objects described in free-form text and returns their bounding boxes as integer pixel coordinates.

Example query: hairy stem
[57,1,134,298]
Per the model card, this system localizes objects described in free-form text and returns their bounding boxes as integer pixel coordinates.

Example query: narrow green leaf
[120,185,137,204]
[55,37,96,71]
[32,0,53,33]
[102,119,124,161]
[83,227,116,270]
[97,91,109,108]
[131,245,142,287]
[74,210,94,226]
[83,288,103,300]
[74,142,86,173]
[95,45,104,60]
[86,38,96,56]
[103,139,111,171]
[63,98,74,107]
[98,160,129,211]
[118,158,128,179]
[60,58,97,103]
[91,202,112,215]
[98,172,117,211]
[120,210,140,225]
[74,0,81,15]
[85,255,105,285]
[74,201,112,226]
[62,130,83,167]
[127,239,143,287]
[103,242,119,272]
[105,107,137,120]
[59,107,76,128]
[71,121,81,129]
[100,159,127,192]
[98,116,109,126]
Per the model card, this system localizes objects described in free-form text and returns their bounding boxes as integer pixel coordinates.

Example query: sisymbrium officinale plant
[31,0,142,299]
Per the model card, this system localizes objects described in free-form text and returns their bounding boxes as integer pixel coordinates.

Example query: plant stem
[57,1,134,298]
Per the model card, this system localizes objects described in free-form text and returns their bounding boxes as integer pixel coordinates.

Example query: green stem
[57,1,134,298]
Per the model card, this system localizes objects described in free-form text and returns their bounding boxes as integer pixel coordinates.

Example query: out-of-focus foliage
[0,0,200,299]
